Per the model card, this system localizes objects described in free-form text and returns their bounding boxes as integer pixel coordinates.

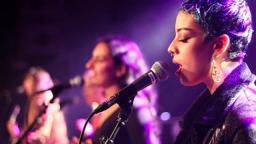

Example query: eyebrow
[177,28,194,32]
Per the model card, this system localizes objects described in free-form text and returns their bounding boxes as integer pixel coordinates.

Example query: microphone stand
[100,95,135,144]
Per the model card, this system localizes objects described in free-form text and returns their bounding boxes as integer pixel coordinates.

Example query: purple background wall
[1,0,255,143]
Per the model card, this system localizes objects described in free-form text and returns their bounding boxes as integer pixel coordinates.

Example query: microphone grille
[151,61,172,81]
[69,76,84,87]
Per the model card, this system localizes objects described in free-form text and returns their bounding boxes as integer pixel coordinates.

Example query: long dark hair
[96,35,158,107]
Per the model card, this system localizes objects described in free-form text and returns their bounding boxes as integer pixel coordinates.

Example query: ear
[212,34,230,57]
[115,64,127,78]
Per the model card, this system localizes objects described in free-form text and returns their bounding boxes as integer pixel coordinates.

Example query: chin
[180,78,200,86]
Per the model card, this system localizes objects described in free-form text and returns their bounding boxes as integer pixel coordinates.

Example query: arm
[49,110,69,144]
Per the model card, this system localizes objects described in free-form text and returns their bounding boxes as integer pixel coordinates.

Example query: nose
[85,58,93,69]
[167,40,178,57]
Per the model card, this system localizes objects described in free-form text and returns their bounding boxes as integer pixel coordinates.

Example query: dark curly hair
[181,0,253,61]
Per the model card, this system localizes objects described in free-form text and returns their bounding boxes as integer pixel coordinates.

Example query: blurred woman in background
[75,35,161,144]
[6,67,69,144]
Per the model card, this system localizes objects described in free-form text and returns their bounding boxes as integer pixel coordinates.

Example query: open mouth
[176,65,182,74]
[171,63,182,76]
[172,60,182,75]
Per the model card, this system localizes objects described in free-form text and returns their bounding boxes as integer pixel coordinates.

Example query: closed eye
[179,37,190,43]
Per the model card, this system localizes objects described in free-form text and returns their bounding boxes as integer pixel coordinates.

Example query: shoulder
[224,79,256,134]
[232,78,256,115]
[221,80,256,142]
[228,79,256,122]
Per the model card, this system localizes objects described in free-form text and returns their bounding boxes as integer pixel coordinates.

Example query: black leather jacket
[175,63,256,144]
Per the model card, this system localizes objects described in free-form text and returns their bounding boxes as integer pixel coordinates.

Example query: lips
[176,65,182,75]
[177,65,182,71]
[172,61,182,75]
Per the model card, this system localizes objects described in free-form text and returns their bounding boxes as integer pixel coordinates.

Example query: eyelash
[179,37,190,43]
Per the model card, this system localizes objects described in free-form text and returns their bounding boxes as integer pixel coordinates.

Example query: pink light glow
[76,118,94,136]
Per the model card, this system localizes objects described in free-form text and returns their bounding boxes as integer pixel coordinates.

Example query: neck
[93,84,121,128]
[206,61,241,94]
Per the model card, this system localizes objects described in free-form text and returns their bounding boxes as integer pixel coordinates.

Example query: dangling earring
[211,60,222,83]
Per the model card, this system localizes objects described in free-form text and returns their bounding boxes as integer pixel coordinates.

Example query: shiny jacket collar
[181,63,255,129]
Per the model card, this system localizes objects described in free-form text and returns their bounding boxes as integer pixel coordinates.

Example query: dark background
[1,0,255,143]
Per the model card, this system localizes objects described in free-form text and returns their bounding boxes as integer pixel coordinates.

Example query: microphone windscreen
[151,61,172,81]
[69,76,84,87]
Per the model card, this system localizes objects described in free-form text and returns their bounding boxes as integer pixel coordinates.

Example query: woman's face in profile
[85,42,119,87]
[168,11,214,86]
[22,71,54,97]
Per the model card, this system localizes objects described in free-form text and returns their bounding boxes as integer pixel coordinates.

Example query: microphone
[34,75,84,96]
[93,61,172,114]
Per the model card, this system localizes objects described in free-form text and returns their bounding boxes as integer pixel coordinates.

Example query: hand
[6,105,21,139]
[6,120,20,139]
[27,132,47,144]
[70,136,79,144]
